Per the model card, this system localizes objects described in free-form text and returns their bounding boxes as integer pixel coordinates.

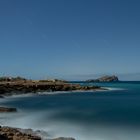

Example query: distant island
[0,76,104,96]
[86,75,119,82]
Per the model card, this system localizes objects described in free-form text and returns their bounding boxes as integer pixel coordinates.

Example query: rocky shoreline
[0,126,75,140]
[0,77,103,96]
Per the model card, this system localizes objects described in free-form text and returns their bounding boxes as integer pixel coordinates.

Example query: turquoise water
[0,82,140,140]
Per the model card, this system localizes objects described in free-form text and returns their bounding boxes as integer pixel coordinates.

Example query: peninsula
[0,76,102,96]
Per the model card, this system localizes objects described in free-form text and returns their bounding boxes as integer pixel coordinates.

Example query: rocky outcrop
[86,75,119,82]
[0,126,41,140]
[0,107,17,112]
[0,77,102,95]
[0,126,75,140]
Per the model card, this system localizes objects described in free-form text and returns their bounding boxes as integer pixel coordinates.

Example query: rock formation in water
[86,75,119,82]
[0,126,41,140]
[0,126,75,140]
[0,107,17,112]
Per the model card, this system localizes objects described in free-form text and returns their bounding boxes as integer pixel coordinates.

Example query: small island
[86,75,119,82]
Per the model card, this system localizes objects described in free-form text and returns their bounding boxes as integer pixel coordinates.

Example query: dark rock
[0,107,17,112]
[0,126,76,140]
[0,134,7,140]
[0,126,41,140]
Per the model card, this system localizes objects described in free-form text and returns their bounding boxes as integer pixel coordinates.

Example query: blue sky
[0,0,140,80]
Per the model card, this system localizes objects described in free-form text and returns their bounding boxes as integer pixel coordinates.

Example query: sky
[0,0,140,80]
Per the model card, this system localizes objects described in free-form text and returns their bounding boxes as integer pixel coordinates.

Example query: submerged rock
[0,107,17,112]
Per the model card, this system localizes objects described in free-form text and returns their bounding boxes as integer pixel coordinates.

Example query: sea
[0,81,140,140]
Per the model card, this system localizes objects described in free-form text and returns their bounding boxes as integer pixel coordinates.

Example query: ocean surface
[0,81,140,140]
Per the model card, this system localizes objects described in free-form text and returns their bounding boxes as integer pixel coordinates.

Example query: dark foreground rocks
[0,107,17,112]
[0,126,41,140]
[0,126,75,140]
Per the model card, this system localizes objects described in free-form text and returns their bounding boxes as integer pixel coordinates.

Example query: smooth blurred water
[0,81,140,140]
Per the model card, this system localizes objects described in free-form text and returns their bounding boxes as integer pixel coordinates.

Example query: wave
[104,87,125,91]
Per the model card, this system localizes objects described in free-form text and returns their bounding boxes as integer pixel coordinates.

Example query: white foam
[104,87,125,91]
